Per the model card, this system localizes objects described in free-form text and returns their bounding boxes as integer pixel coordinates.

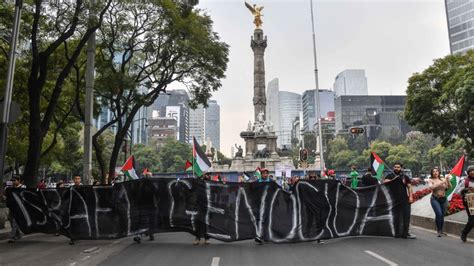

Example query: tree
[157,138,192,173]
[9,0,113,187]
[92,1,229,182]
[405,51,474,159]
[132,144,160,173]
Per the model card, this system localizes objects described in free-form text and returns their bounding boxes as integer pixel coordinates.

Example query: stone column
[251,28,267,122]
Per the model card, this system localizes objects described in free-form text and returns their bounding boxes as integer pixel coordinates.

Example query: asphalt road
[0,227,472,266]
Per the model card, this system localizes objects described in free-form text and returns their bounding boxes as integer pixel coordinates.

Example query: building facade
[333,70,368,97]
[205,100,220,151]
[445,0,474,54]
[334,95,410,140]
[278,91,302,149]
[266,78,280,134]
[302,89,335,132]
[150,90,189,143]
[148,117,178,149]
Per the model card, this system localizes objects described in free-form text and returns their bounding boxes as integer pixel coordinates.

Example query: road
[0,227,472,266]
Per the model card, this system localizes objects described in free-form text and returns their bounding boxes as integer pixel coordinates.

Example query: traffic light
[300,148,308,162]
[349,127,364,135]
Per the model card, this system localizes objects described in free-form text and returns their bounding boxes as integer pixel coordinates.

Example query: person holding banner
[458,165,474,242]
[384,162,416,239]
[426,167,451,237]
[5,176,23,243]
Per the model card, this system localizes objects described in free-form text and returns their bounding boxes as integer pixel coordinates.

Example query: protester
[73,175,82,186]
[384,162,416,239]
[328,169,336,180]
[426,168,451,237]
[93,180,100,186]
[6,176,23,243]
[193,173,210,245]
[350,165,359,188]
[37,179,47,190]
[258,168,271,182]
[308,171,318,180]
[56,180,65,188]
[457,165,474,242]
[361,168,378,187]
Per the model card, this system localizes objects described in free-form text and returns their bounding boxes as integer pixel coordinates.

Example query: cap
[328,169,335,175]
[467,165,474,174]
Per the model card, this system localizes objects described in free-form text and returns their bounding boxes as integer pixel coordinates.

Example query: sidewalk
[0,222,11,240]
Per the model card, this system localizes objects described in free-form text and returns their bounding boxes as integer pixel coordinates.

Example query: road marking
[81,256,91,261]
[364,250,398,266]
[211,257,220,266]
[83,246,99,253]
[69,263,76,266]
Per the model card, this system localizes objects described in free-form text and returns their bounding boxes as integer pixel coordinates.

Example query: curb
[411,215,469,237]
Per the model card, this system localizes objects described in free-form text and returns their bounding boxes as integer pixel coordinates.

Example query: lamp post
[0,0,22,186]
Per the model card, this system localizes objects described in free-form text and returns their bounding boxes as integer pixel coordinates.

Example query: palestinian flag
[142,168,149,175]
[254,167,262,180]
[370,152,385,180]
[447,154,465,201]
[121,155,140,181]
[185,160,193,172]
[192,137,211,177]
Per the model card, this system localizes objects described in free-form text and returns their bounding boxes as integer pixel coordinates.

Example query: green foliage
[132,144,160,173]
[157,138,192,173]
[405,51,474,157]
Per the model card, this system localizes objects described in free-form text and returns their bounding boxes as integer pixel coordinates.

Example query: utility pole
[310,0,325,174]
[83,0,96,185]
[0,0,22,187]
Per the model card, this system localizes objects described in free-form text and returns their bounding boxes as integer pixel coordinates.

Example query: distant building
[302,89,335,132]
[150,90,189,143]
[148,117,178,149]
[278,91,302,149]
[333,70,368,96]
[314,112,336,149]
[291,112,303,147]
[445,0,474,54]
[266,78,280,134]
[188,99,220,150]
[334,95,411,140]
[205,100,220,151]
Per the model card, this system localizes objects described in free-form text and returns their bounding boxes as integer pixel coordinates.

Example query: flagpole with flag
[446,154,465,201]
[192,137,211,178]
[121,155,140,181]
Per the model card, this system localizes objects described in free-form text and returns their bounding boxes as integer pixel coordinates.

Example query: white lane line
[70,263,77,266]
[211,257,220,266]
[83,246,99,253]
[364,250,398,266]
[81,256,91,261]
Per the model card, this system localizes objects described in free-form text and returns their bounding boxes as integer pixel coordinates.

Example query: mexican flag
[121,155,140,181]
[370,152,385,180]
[447,154,465,201]
[185,160,193,172]
[192,137,211,177]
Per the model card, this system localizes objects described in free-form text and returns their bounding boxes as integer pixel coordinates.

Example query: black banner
[5,178,406,242]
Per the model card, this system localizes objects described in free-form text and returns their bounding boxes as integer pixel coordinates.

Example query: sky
[192,0,450,157]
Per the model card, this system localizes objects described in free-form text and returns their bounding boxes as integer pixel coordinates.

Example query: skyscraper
[333,70,368,96]
[445,0,474,54]
[266,78,280,134]
[188,100,220,151]
[302,89,335,132]
[278,91,302,148]
[150,90,189,143]
[205,100,220,151]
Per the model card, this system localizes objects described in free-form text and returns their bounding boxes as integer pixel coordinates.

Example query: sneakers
[204,239,210,245]
[149,235,155,241]
[406,233,417,239]
[69,240,75,245]
[193,238,200,245]
[254,237,263,245]
[7,239,15,244]
[133,236,142,244]
[461,231,467,242]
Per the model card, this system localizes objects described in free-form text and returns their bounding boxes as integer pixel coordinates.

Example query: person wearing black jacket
[361,168,379,187]
[383,162,416,239]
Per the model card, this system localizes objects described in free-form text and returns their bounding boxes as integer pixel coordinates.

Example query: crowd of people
[2,163,473,245]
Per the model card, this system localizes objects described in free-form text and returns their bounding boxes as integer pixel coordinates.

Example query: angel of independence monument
[230,2,293,172]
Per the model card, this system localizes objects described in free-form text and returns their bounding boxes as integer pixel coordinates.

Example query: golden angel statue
[245,2,264,28]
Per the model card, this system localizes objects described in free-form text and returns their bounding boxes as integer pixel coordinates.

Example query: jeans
[430,196,447,232]
[8,211,20,239]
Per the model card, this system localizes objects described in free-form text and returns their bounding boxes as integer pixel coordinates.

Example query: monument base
[229,157,294,172]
